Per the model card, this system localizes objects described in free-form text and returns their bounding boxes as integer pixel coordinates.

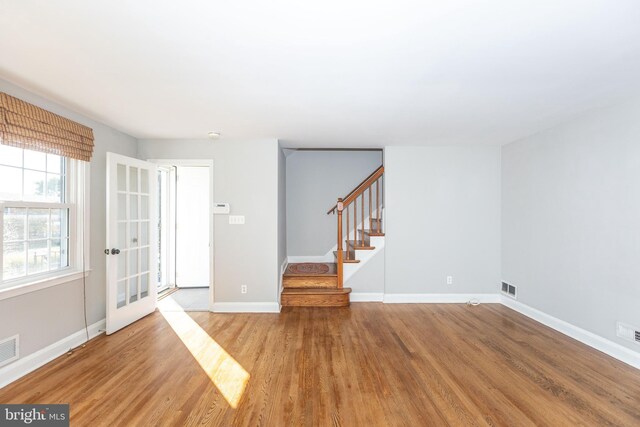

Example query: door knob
[111,248,121,255]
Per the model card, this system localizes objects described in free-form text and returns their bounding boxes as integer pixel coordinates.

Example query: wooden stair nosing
[281,287,351,295]
[346,240,375,250]
[283,272,337,278]
[358,229,385,237]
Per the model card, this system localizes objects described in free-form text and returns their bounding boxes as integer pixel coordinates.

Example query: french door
[106,153,158,334]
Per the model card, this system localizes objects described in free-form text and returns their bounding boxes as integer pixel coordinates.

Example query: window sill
[0,270,91,301]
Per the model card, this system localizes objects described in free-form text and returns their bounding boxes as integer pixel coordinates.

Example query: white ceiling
[1,1,639,148]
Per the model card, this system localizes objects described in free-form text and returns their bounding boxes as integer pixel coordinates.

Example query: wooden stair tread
[284,263,337,277]
[283,272,337,277]
[282,287,351,295]
[347,240,375,250]
[333,251,361,263]
[358,229,385,237]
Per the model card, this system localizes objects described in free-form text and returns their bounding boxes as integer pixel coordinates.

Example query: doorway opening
[151,160,214,312]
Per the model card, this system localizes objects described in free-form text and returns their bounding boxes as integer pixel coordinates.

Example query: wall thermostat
[213,202,230,214]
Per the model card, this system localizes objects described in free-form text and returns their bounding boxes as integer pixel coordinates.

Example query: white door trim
[147,159,215,312]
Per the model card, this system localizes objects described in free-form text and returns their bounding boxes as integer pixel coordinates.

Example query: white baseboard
[350,292,384,302]
[212,302,281,313]
[500,296,640,370]
[278,259,288,302]
[0,318,105,389]
[383,293,501,304]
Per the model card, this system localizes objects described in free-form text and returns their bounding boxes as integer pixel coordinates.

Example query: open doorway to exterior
[150,159,214,312]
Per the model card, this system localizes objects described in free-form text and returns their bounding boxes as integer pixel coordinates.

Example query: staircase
[281,165,384,307]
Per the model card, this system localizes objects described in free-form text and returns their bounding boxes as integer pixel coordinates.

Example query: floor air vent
[501,282,517,298]
[0,335,19,368]
[616,322,640,345]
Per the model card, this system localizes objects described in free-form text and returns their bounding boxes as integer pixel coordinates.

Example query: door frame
[148,159,215,312]
[156,165,175,293]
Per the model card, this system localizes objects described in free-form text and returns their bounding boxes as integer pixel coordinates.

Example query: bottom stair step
[281,287,352,307]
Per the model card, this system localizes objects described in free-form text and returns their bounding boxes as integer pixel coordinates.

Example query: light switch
[229,215,245,225]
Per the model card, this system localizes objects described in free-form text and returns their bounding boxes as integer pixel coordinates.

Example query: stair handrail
[330,165,384,288]
[327,165,384,214]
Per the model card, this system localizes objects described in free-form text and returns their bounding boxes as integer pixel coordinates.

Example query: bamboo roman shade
[0,92,95,161]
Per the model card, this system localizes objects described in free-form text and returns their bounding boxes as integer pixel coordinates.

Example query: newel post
[336,198,344,288]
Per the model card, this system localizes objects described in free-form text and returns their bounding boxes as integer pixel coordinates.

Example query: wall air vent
[0,335,19,368]
[617,322,640,345]
[501,282,517,298]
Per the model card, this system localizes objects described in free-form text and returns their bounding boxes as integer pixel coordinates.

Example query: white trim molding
[278,259,288,309]
[0,318,105,389]
[383,293,501,304]
[500,296,640,370]
[279,259,288,292]
[0,270,91,302]
[212,302,281,313]
[350,293,384,302]
[147,159,215,313]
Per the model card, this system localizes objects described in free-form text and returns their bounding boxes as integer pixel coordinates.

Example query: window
[0,144,84,290]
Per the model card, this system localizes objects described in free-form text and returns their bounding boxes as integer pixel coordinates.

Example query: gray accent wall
[384,146,502,295]
[286,150,382,256]
[138,138,280,305]
[0,79,138,358]
[502,99,640,353]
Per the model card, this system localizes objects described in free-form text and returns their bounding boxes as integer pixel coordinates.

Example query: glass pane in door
[117,280,126,308]
[129,276,138,303]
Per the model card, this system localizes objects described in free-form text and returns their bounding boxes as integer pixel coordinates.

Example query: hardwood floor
[1,304,639,426]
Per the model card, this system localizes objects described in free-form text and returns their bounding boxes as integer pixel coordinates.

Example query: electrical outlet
[241,285,247,294]
[446,276,453,285]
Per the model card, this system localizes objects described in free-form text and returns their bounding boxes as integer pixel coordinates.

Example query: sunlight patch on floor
[160,308,249,408]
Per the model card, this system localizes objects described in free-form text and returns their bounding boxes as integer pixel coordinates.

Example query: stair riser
[283,276,337,288]
[333,250,360,263]
[358,230,385,238]
[281,293,350,307]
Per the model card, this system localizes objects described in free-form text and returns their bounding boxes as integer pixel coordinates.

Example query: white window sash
[0,202,76,288]
[0,159,90,292]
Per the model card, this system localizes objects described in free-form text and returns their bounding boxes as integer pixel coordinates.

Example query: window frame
[0,156,90,299]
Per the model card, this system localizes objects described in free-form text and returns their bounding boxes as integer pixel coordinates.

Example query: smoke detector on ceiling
[208,131,221,139]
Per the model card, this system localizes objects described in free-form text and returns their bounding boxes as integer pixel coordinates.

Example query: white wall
[286,150,382,256]
[384,146,502,295]
[502,99,640,353]
[0,79,138,358]
[138,139,280,305]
